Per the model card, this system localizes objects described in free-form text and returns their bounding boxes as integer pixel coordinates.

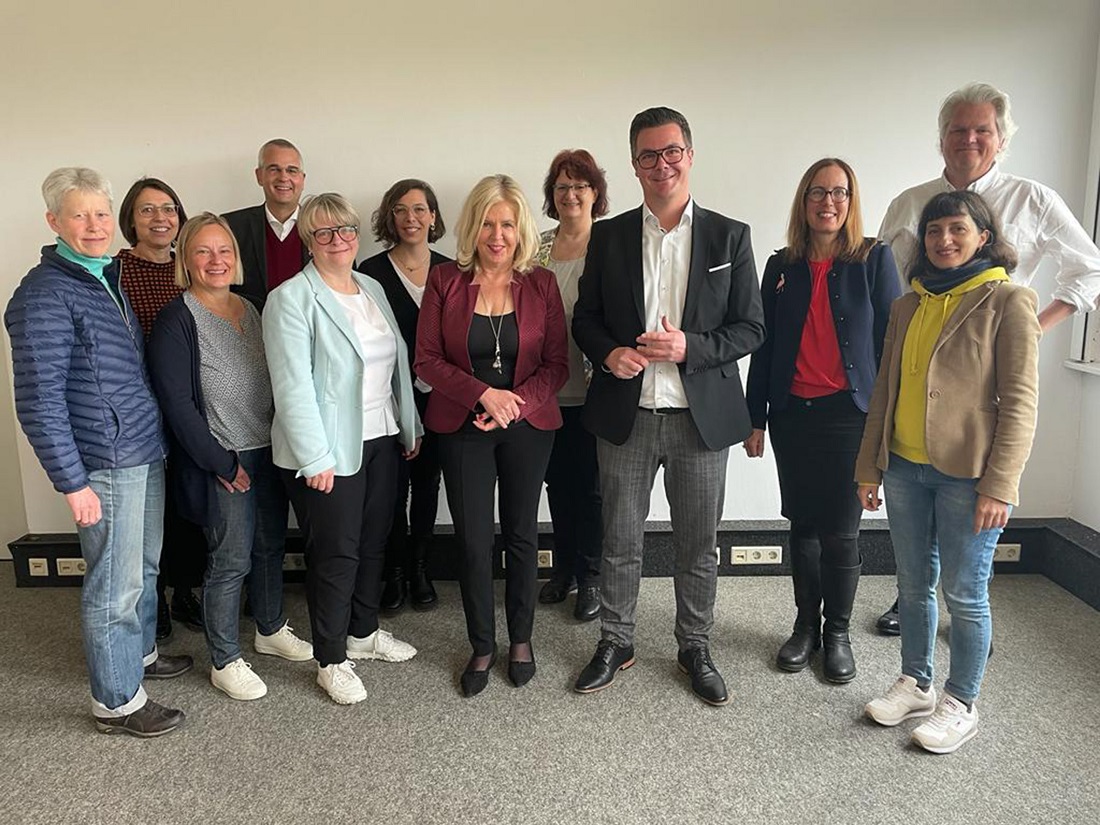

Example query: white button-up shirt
[878,164,1100,312]
[265,205,300,242]
[640,199,693,409]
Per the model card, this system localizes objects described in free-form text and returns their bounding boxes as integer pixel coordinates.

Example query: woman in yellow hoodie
[855,190,1040,754]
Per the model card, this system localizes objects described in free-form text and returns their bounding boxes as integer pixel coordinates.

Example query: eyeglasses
[805,186,851,203]
[553,183,592,195]
[137,204,179,217]
[311,225,359,244]
[634,145,687,169]
[392,204,432,218]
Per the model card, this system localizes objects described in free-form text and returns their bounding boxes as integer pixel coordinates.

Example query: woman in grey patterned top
[148,213,313,703]
[535,149,610,623]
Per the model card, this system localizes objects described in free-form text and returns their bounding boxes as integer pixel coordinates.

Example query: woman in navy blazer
[264,193,423,705]
[355,179,451,613]
[415,174,568,696]
[744,158,900,683]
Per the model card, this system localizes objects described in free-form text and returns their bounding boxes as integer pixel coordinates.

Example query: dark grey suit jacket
[223,204,310,310]
[572,204,765,450]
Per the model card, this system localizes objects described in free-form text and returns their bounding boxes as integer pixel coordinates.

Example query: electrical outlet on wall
[731,546,782,565]
[537,550,553,568]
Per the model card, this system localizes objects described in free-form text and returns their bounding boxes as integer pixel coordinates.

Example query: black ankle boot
[380,567,407,614]
[821,559,861,684]
[156,588,172,641]
[777,623,820,672]
[409,559,437,610]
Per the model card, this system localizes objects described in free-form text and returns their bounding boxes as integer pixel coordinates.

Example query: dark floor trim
[7,518,1099,610]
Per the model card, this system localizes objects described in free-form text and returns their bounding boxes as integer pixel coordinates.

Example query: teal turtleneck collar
[55,237,113,280]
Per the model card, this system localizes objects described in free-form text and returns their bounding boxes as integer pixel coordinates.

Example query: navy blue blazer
[745,241,900,430]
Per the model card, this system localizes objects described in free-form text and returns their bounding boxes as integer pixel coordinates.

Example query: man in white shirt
[224,138,309,310]
[875,81,1100,634]
[572,107,765,705]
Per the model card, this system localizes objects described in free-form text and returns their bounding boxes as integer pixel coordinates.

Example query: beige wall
[1,0,1098,543]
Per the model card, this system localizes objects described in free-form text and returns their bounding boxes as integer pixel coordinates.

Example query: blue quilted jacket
[5,246,166,493]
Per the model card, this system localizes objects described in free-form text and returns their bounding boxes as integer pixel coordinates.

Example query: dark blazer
[146,296,239,526]
[572,204,765,449]
[223,204,310,310]
[355,249,452,370]
[414,261,569,433]
[745,241,901,430]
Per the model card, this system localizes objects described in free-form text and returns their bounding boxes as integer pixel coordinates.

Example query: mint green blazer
[263,262,422,478]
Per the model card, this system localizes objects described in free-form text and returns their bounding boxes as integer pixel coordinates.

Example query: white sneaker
[211,659,268,701]
[255,622,314,662]
[346,628,417,662]
[317,661,367,705]
[865,675,937,726]
[911,694,979,754]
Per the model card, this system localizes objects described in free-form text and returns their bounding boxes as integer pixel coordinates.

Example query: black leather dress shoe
[143,653,194,680]
[574,640,635,693]
[460,651,497,697]
[95,699,185,738]
[573,586,601,622]
[156,591,172,642]
[508,645,536,688]
[876,600,900,636]
[677,646,730,706]
[171,589,204,631]
[538,577,577,605]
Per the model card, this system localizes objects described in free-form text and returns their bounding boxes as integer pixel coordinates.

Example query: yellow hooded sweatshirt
[890,267,1010,464]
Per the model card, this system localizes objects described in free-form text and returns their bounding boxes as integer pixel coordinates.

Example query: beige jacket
[854,280,1040,504]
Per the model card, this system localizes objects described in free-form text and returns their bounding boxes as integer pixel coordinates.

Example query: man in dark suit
[572,106,765,706]
[223,138,309,309]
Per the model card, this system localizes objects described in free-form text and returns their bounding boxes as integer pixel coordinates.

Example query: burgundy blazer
[415,261,568,433]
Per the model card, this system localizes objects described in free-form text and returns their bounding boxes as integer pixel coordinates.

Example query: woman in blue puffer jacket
[5,167,191,738]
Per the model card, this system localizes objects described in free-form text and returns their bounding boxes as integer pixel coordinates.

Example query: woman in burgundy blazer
[415,174,568,697]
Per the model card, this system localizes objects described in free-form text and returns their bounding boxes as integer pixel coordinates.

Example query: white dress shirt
[264,205,300,242]
[878,164,1100,312]
[640,199,693,410]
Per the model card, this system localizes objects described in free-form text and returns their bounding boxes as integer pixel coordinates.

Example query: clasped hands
[476,388,526,431]
[604,316,686,379]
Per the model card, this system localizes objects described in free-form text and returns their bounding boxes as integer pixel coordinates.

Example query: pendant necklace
[477,290,505,373]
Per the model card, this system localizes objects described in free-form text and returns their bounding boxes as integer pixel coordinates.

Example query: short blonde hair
[175,213,245,288]
[454,175,540,274]
[297,193,360,252]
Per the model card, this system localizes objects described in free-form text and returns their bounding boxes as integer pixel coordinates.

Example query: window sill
[1064,359,1100,377]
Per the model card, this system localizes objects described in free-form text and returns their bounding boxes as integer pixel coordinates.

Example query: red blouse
[117,248,182,341]
[789,258,848,398]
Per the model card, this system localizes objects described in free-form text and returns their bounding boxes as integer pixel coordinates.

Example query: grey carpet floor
[0,562,1097,825]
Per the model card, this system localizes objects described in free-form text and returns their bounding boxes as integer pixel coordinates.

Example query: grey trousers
[596,409,728,649]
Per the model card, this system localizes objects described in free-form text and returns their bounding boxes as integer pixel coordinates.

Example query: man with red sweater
[224,139,309,310]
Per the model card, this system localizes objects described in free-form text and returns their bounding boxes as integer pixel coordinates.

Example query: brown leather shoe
[95,700,185,738]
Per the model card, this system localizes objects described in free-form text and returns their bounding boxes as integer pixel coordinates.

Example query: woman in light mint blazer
[263,193,422,705]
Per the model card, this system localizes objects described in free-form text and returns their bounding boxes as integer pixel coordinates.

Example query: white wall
[1,0,1098,539]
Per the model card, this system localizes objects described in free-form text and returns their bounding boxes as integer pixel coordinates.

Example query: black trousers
[439,420,554,656]
[282,436,400,666]
[544,404,602,586]
[385,391,442,569]
[159,490,207,591]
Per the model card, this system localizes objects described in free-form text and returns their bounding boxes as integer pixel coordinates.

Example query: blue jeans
[77,462,165,713]
[203,447,288,668]
[883,454,1008,704]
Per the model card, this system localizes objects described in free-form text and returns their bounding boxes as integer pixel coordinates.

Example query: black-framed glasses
[553,183,592,195]
[805,186,851,203]
[392,204,431,218]
[311,225,359,245]
[137,204,179,217]
[634,145,687,169]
